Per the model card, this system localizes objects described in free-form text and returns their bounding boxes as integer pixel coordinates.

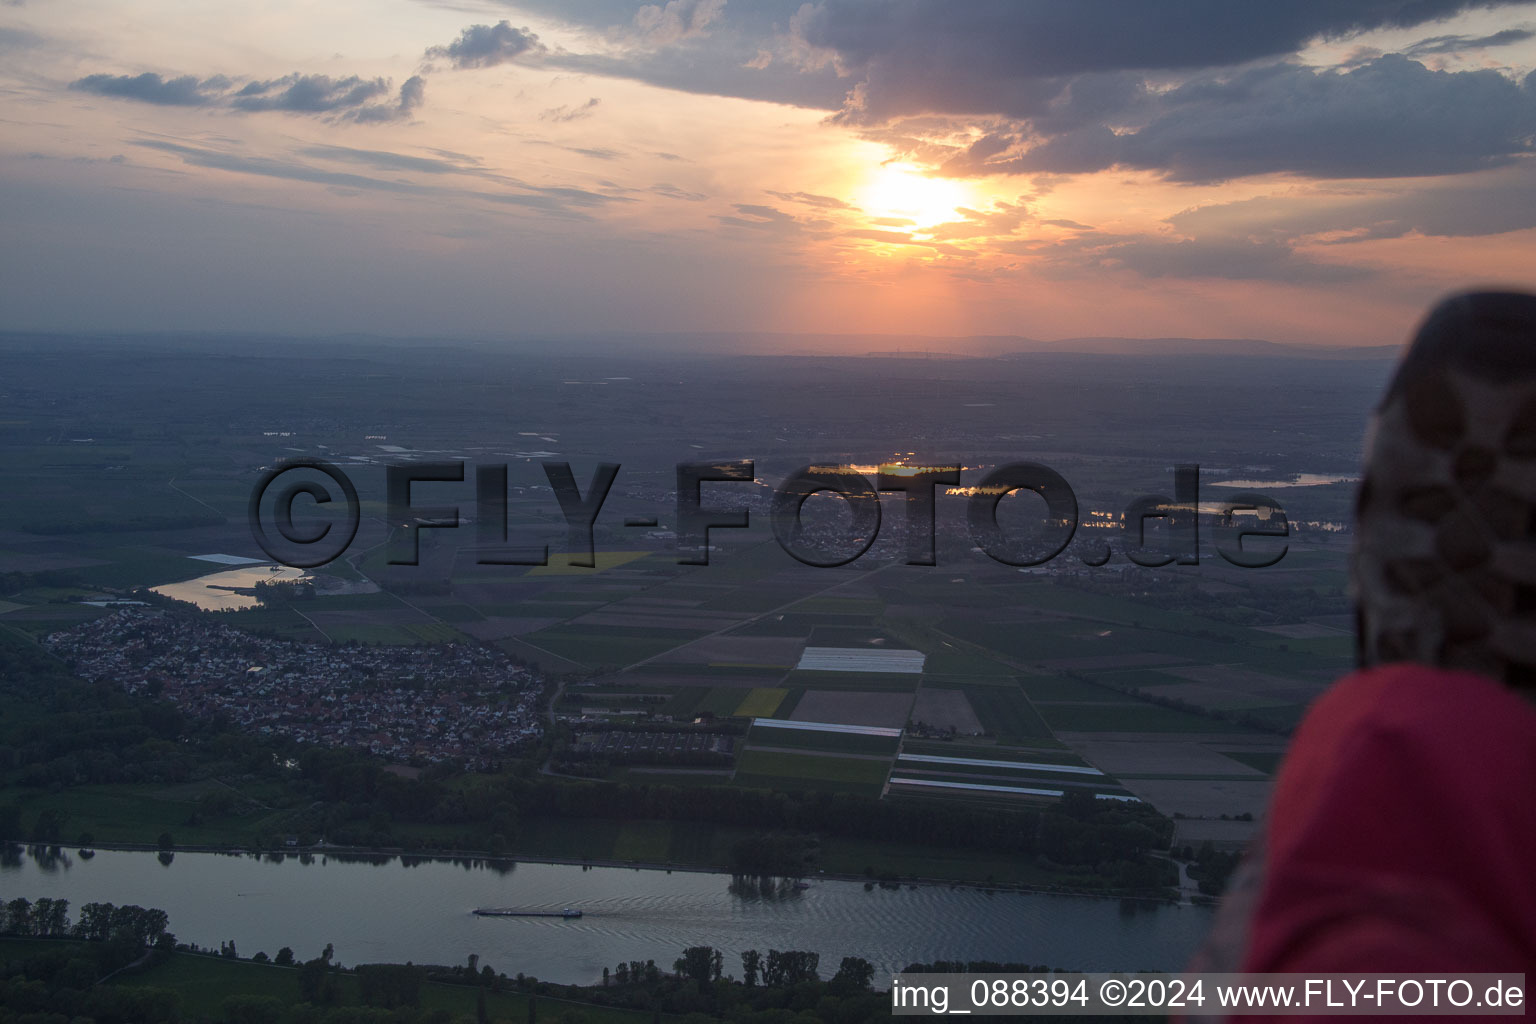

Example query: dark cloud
[502,0,1536,188]
[651,183,708,200]
[733,203,795,221]
[137,139,629,216]
[134,139,430,193]
[1037,164,1536,282]
[797,0,1529,122]
[716,202,820,233]
[1121,56,1536,182]
[630,0,727,46]
[1042,233,1371,284]
[71,72,225,106]
[764,189,854,209]
[0,25,43,53]
[1405,26,1536,55]
[73,68,426,123]
[351,76,426,124]
[541,97,600,122]
[1169,169,1536,243]
[540,47,848,109]
[232,73,391,113]
[425,21,543,69]
[297,143,473,176]
[1100,238,1369,282]
[400,75,426,113]
[939,56,1536,182]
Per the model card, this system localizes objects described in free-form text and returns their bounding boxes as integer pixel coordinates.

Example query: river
[0,848,1214,985]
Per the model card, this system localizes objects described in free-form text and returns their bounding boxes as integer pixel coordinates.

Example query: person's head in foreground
[1191,291,1536,985]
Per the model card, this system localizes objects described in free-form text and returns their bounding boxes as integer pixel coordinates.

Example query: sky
[3,0,1536,348]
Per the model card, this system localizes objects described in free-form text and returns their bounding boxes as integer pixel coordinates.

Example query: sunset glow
[859,163,975,230]
[2,1,1535,346]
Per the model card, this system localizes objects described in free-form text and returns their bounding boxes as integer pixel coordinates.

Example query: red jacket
[1228,663,1536,971]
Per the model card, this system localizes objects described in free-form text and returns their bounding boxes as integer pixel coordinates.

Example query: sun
[859,162,970,229]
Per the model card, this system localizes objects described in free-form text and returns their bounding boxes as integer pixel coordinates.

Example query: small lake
[151,566,312,612]
[2,849,1215,985]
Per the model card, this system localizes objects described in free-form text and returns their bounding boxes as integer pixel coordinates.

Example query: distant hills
[0,329,1403,360]
[961,335,1398,360]
[602,330,1400,360]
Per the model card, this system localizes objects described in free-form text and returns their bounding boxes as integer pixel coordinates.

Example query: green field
[1217,750,1284,774]
[0,782,288,847]
[524,550,651,575]
[1017,674,1133,701]
[958,683,1054,742]
[733,687,789,717]
[746,724,901,756]
[780,670,922,692]
[1035,702,1246,733]
[732,749,891,794]
[897,746,1093,767]
[513,816,735,865]
[790,596,884,616]
[917,649,1015,676]
[656,685,767,720]
[519,628,700,667]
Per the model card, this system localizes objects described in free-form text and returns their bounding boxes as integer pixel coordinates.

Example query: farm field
[732,750,892,796]
[0,343,1373,858]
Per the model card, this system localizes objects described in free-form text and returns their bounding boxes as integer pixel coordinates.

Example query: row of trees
[0,896,170,949]
[581,946,887,1020]
[266,742,1176,891]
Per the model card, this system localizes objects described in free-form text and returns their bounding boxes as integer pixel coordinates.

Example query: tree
[740,949,761,987]
[274,946,295,966]
[297,946,338,1005]
[831,955,874,993]
[4,897,32,935]
[673,946,715,990]
[764,949,819,986]
[76,901,114,941]
[32,897,69,937]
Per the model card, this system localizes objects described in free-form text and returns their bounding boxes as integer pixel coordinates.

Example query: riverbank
[26,835,1179,904]
[0,937,664,1024]
[1,847,1215,984]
